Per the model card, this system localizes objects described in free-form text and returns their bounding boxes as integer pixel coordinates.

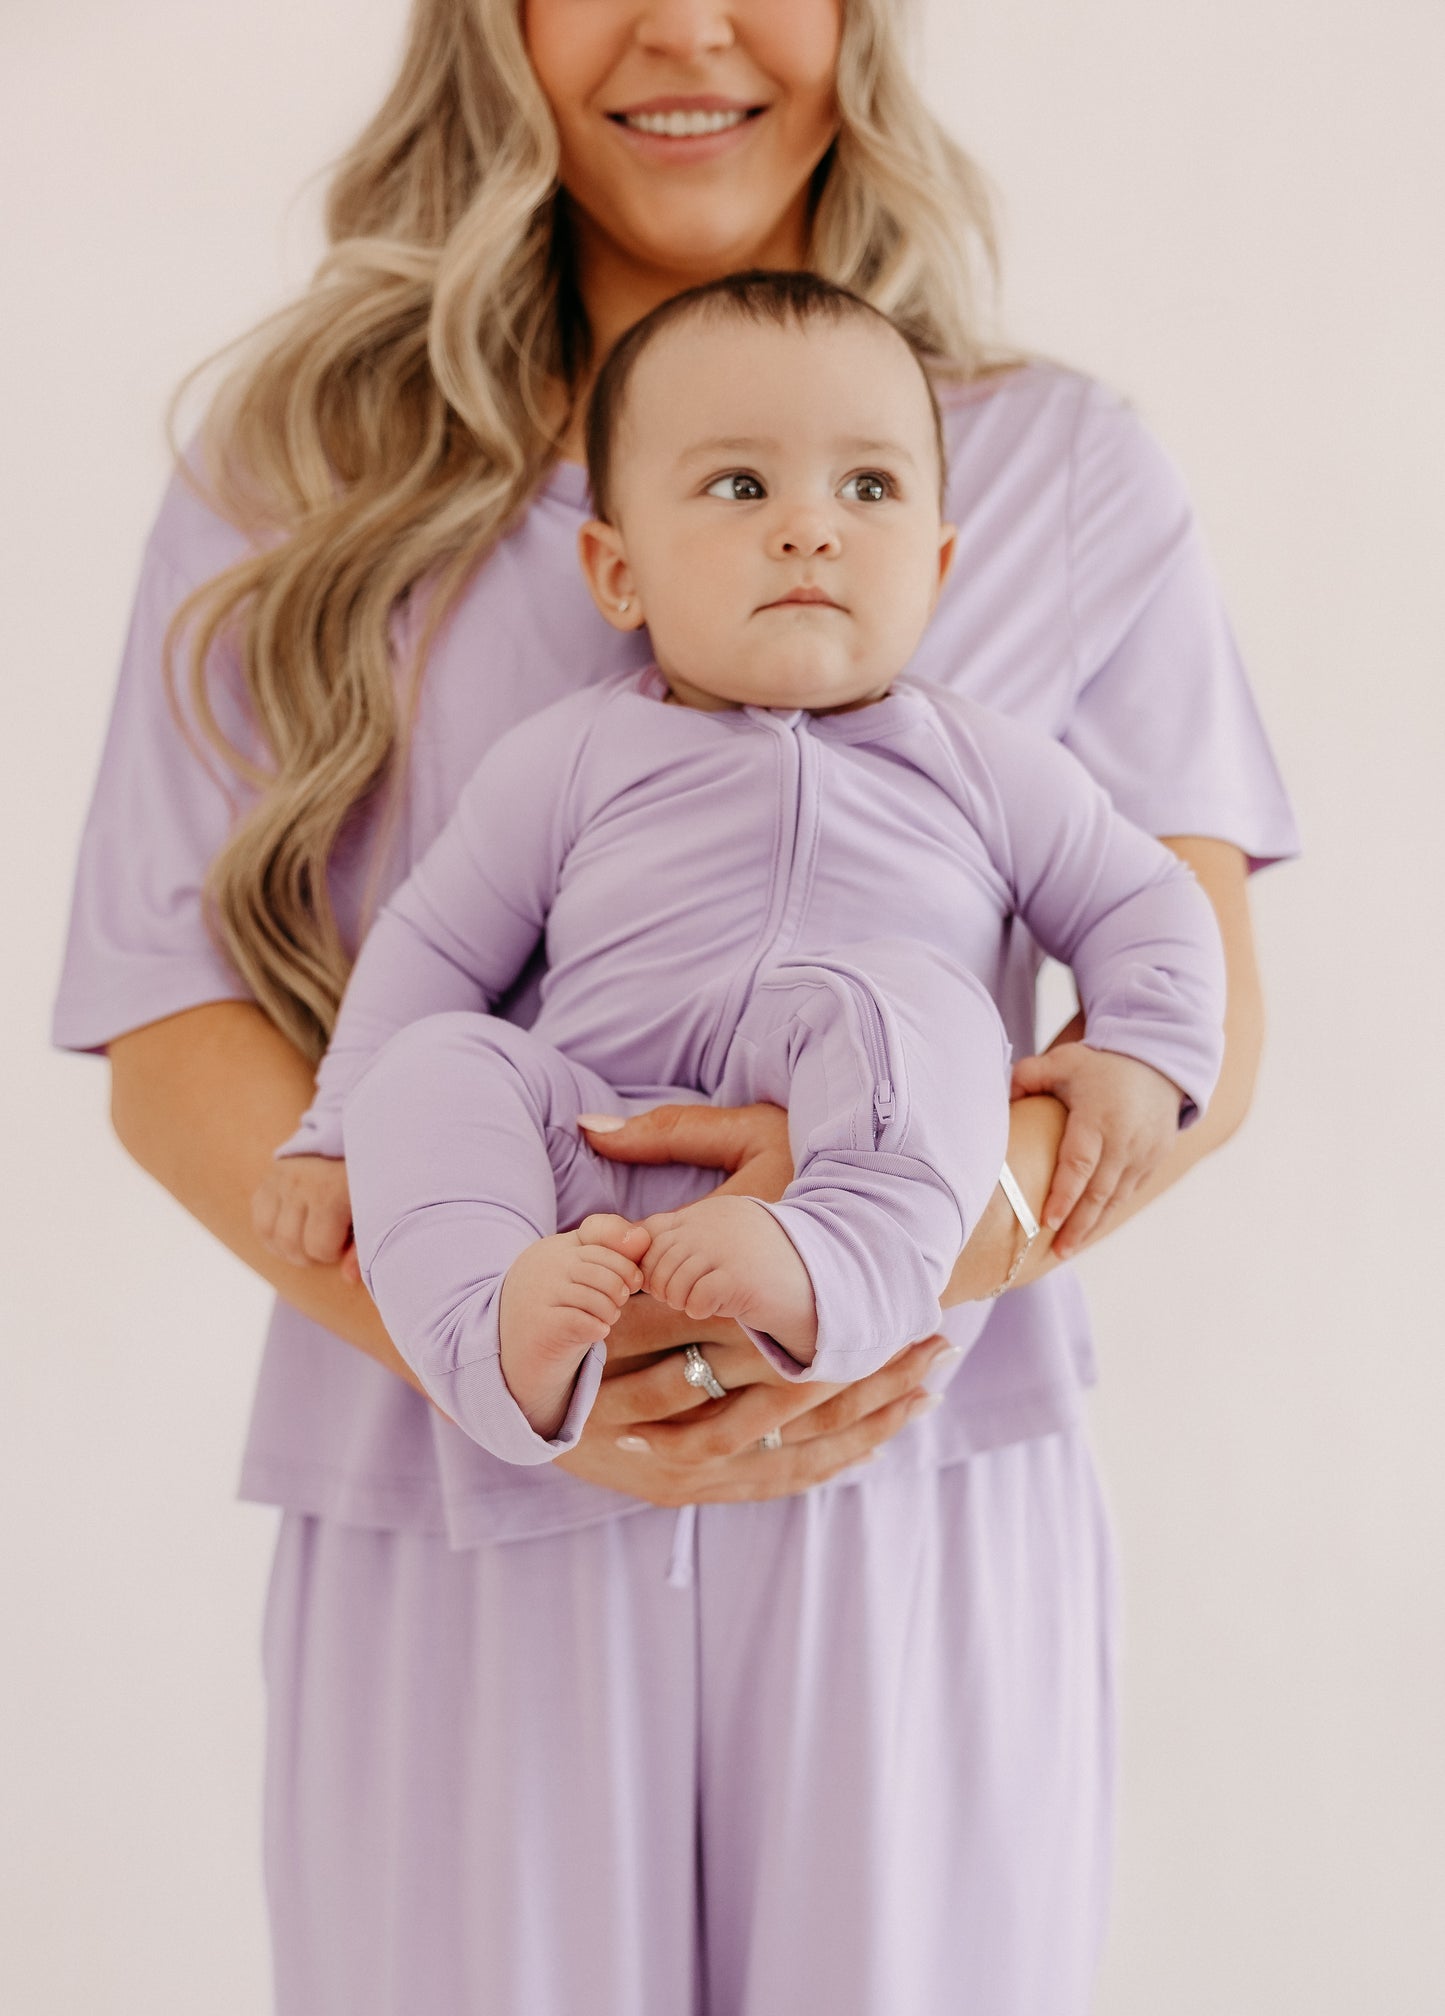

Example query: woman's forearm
[106,1000,430,1398]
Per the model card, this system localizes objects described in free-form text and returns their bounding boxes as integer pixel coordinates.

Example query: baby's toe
[576,1212,651,1263]
[575,1257,636,1305]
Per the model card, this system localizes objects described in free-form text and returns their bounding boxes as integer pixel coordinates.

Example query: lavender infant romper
[53,364,1301,2014]
[279,665,1227,1464]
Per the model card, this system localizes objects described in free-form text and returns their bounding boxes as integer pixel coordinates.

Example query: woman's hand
[577,1099,794,1216]
[554,1331,955,1506]
[559,1099,950,1501]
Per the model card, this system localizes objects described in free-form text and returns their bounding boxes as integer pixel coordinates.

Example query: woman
[53,2,1298,2010]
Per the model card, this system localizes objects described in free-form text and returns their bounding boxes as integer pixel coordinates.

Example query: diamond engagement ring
[681,1343,728,1401]
[758,1428,784,1451]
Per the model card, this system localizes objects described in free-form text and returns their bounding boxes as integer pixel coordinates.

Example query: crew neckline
[631,660,922,737]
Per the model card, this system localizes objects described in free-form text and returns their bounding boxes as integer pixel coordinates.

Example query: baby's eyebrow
[680,436,781,460]
[833,438,920,467]
[678,436,920,468]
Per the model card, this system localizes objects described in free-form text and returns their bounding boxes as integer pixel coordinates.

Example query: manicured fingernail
[929,1344,964,1368]
[908,1392,944,1420]
[616,1434,651,1453]
[578,1114,625,1134]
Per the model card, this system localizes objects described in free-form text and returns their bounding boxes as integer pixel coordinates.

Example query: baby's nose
[772,510,841,557]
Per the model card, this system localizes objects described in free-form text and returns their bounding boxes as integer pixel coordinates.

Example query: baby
[254,271,1226,1457]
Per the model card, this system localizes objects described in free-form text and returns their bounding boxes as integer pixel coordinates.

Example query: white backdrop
[3,3,1441,2011]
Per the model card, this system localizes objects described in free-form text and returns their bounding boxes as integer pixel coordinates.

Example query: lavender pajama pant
[261,1427,1120,2016]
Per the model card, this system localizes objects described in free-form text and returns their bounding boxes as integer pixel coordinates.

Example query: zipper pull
[874,1081,895,1125]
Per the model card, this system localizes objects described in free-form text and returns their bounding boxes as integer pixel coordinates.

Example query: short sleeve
[1062,382,1301,873]
[51,474,262,1055]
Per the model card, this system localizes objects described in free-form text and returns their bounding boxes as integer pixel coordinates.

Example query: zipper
[699,711,818,1088]
[815,956,903,1149]
[756,951,908,1152]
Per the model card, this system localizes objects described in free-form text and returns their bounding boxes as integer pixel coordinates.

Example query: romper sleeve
[274,698,582,1161]
[51,469,263,1055]
[1061,380,1302,869]
[951,701,1227,1122]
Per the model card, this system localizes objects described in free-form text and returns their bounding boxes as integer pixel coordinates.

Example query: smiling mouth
[608,106,766,138]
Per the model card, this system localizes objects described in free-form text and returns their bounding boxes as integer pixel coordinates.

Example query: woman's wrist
[942,1094,1067,1304]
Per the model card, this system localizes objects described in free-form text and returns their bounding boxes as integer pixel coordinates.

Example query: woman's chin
[584,177,812,289]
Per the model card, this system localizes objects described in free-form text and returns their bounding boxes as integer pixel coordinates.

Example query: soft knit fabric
[278,668,1225,1462]
[260,1427,1119,2016]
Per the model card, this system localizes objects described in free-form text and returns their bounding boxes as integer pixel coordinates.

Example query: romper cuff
[428,1343,606,1467]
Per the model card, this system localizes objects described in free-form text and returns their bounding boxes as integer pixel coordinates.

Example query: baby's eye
[704,471,766,501]
[841,470,894,504]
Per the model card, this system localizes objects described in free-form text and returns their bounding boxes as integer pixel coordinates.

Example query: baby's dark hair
[582,269,947,525]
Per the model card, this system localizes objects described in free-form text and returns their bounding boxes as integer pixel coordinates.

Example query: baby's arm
[941,696,1227,1242]
[253,701,583,1268]
[252,886,538,1266]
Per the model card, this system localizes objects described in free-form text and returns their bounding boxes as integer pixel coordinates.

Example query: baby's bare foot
[498,1214,651,1365]
[639,1195,818,1360]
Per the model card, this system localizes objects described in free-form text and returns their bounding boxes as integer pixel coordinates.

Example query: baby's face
[579,316,955,713]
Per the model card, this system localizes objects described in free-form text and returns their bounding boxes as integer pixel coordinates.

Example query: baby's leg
[341,1012,651,1462]
[640,944,1011,1382]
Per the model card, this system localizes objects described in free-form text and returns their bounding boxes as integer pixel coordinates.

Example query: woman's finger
[786,1335,961,1439]
[1065,1165,1143,1255]
[684,1386,937,1502]
[1040,1113,1103,1233]
[578,1100,787,1171]
[633,1331,953,1463]
[635,1381,844,1463]
[1052,1150,1128,1256]
[591,1348,748,1425]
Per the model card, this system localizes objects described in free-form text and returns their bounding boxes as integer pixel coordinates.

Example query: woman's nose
[635,1,736,56]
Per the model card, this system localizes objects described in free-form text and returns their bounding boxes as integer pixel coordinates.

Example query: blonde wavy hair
[165,0,1009,1060]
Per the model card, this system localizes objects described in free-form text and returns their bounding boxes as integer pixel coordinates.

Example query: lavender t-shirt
[52,363,1300,1547]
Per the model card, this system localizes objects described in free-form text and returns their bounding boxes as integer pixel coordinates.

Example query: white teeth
[621,108,750,138]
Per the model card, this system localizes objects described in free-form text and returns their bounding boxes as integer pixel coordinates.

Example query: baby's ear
[578,518,645,630]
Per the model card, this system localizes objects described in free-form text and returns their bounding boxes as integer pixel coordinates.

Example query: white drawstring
[665,1502,698,1589]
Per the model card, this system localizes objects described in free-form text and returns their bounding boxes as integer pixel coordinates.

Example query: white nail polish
[578,1114,625,1134]
[616,1434,651,1453]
